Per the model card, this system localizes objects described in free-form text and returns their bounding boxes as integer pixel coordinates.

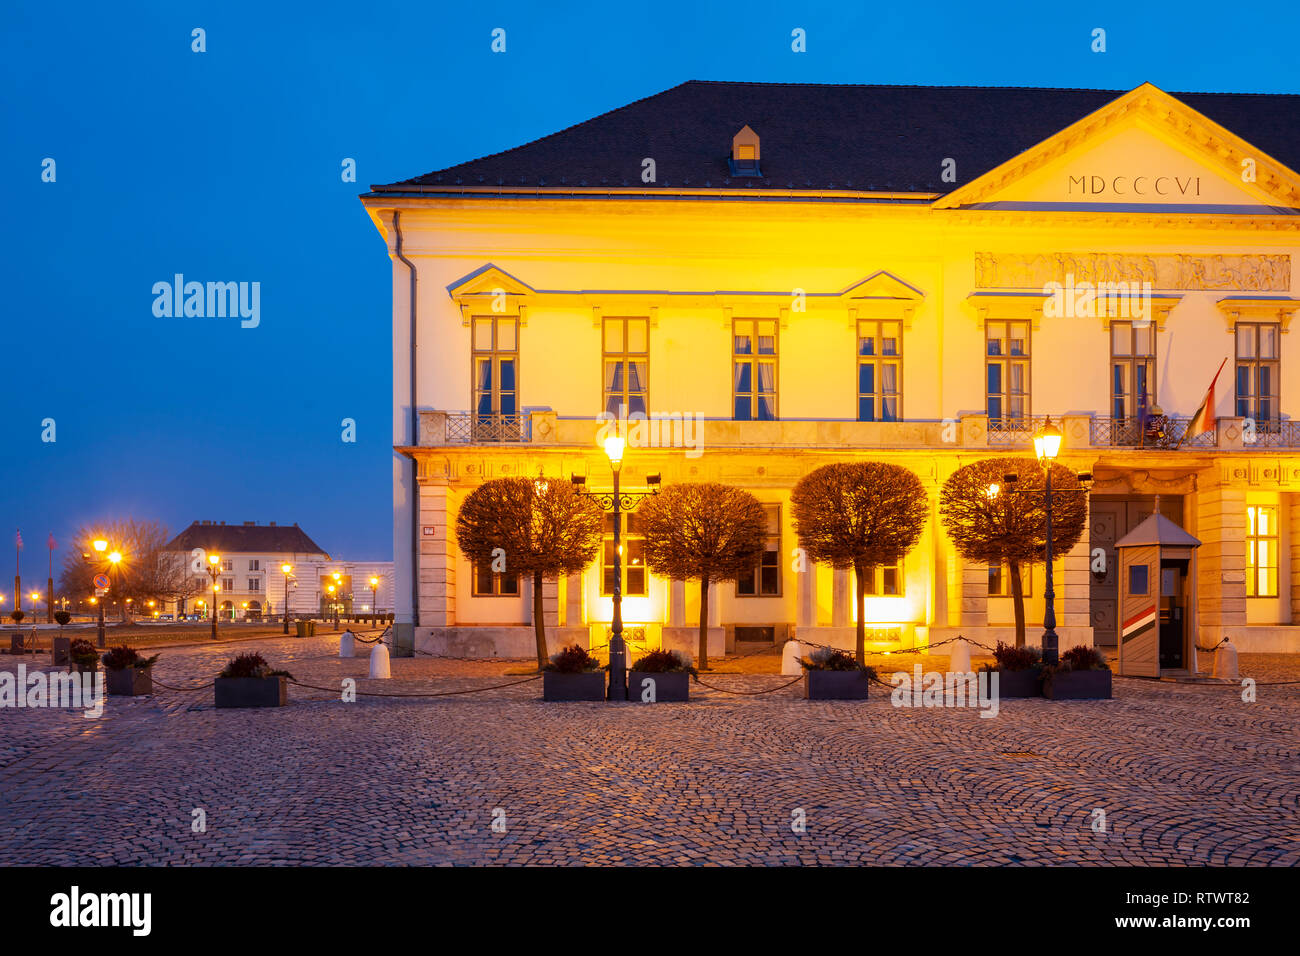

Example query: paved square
[1,635,1297,865]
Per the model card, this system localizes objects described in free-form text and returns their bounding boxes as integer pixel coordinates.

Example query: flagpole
[14,529,20,618]
[1176,357,1227,451]
[47,534,55,624]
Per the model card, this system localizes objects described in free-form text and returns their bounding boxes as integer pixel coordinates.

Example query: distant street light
[282,563,293,634]
[206,554,221,640]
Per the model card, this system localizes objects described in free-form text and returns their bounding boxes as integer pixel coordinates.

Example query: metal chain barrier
[690,674,805,695]
[286,675,542,698]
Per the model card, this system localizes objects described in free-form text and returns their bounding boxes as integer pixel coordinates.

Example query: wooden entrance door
[1088,495,1185,648]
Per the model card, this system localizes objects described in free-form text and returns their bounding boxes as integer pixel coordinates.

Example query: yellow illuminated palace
[362,81,1300,672]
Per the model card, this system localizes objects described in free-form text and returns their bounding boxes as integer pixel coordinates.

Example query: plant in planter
[10,610,24,625]
[800,647,876,700]
[542,644,606,702]
[101,644,160,696]
[69,638,99,673]
[628,648,696,703]
[1042,645,1112,700]
[214,652,292,708]
[51,610,73,664]
[8,610,27,655]
[980,641,1043,698]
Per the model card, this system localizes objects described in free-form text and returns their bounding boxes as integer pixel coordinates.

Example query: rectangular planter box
[628,670,690,702]
[804,669,870,700]
[9,634,28,655]
[542,671,606,702]
[1043,668,1112,700]
[69,660,99,675]
[52,637,70,666]
[106,667,153,697]
[992,667,1043,698]
[215,676,288,708]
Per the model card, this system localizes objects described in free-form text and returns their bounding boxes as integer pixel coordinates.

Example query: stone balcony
[414,410,1300,453]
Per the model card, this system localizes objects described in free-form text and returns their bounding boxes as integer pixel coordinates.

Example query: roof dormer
[729,125,761,177]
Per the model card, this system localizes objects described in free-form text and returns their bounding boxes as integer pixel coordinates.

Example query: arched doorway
[221,601,234,621]
[247,600,262,622]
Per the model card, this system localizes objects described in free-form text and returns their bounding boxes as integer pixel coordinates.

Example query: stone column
[669,580,686,626]
[960,557,987,629]
[1289,494,1300,625]
[564,573,584,627]
[543,577,559,627]
[1195,481,1248,639]
[796,562,816,629]
[1062,498,1092,630]
[831,567,850,627]
[417,481,456,629]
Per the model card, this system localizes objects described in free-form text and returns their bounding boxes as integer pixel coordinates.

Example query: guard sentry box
[1116,511,1201,677]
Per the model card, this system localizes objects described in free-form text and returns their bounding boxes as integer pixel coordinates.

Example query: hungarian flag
[14,529,21,550]
[1186,358,1227,438]
[48,533,57,551]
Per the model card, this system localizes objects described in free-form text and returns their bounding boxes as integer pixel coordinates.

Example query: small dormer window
[729,125,762,177]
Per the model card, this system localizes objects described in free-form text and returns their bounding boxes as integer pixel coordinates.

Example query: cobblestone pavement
[1,636,1297,866]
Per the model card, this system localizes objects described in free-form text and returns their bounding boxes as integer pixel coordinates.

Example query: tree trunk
[1009,558,1026,648]
[698,572,710,671]
[532,570,547,671]
[854,561,867,666]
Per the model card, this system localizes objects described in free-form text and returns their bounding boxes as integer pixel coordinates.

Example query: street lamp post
[572,436,659,701]
[369,576,379,623]
[206,554,221,641]
[85,537,121,649]
[1033,420,1064,665]
[987,417,1090,667]
[282,563,293,634]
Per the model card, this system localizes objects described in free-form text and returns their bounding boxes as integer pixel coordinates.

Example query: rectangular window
[857,318,902,422]
[862,561,904,597]
[222,578,234,593]
[221,559,234,572]
[248,559,261,572]
[986,320,1031,423]
[987,562,1032,597]
[1129,565,1148,596]
[1235,323,1280,426]
[603,317,648,417]
[471,315,520,438]
[472,559,520,597]
[602,512,647,597]
[733,318,777,421]
[247,578,261,592]
[1246,504,1279,598]
[1110,320,1156,421]
[737,505,781,596]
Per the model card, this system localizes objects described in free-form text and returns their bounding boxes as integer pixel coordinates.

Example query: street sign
[93,574,110,589]
[95,588,108,597]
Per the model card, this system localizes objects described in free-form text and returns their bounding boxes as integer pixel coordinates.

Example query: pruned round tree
[455,477,604,669]
[939,457,1087,648]
[638,482,767,670]
[790,462,929,664]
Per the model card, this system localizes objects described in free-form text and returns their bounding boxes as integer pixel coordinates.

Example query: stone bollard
[1212,639,1238,681]
[781,640,804,676]
[369,640,391,679]
[947,637,972,675]
[340,630,355,658]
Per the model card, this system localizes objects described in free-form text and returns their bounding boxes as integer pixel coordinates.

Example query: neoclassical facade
[362,81,1300,669]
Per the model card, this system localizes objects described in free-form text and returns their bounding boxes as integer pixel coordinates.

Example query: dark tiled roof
[164,522,330,558]
[375,81,1300,195]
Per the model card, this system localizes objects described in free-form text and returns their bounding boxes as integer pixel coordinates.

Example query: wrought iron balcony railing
[987,416,1046,446]
[1090,415,1217,449]
[445,413,529,443]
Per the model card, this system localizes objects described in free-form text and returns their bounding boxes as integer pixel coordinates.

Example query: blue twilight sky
[2,0,1298,595]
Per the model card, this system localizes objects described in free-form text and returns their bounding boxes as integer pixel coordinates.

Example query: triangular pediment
[839,271,924,300]
[446,263,535,299]
[936,84,1300,214]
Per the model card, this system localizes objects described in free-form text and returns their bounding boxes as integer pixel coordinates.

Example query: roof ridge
[390,80,695,187]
